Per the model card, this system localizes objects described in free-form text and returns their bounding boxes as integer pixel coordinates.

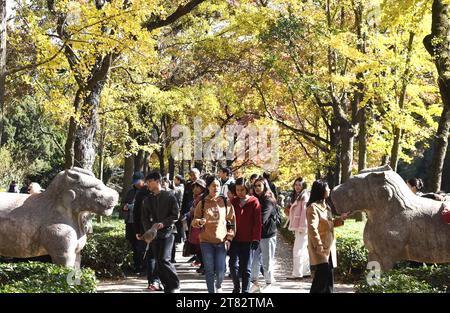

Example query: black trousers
[310,255,334,293]
[126,223,145,272]
[171,221,185,262]
[152,234,180,292]
[145,242,160,285]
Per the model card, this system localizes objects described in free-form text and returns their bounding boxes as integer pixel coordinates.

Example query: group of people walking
[121,166,350,293]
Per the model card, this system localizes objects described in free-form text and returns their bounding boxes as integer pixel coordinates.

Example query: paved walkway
[97,231,354,293]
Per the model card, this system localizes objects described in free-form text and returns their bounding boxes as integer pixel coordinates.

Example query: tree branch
[143,0,207,31]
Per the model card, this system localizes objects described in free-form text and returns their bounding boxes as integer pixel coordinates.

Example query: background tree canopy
[0,0,449,195]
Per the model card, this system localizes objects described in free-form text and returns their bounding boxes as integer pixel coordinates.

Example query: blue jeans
[229,241,254,293]
[200,242,227,293]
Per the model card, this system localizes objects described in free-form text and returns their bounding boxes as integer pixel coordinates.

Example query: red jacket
[231,196,262,242]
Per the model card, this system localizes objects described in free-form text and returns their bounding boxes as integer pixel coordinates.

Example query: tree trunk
[381,154,390,166]
[194,160,203,173]
[358,107,367,173]
[390,127,402,171]
[158,146,165,175]
[74,86,104,171]
[428,106,450,192]
[168,155,175,180]
[332,121,341,187]
[134,149,145,172]
[340,125,355,183]
[391,32,415,172]
[0,0,6,147]
[424,0,450,192]
[98,121,106,182]
[97,124,105,224]
[143,151,149,176]
[65,90,82,169]
[179,160,185,176]
[355,108,367,222]
[122,152,134,198]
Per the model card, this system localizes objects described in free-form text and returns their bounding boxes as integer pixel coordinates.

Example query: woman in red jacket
[229,177,262,293]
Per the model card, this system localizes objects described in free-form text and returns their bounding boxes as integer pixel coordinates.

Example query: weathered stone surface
[331,167,450,270]
[0,167,118,268]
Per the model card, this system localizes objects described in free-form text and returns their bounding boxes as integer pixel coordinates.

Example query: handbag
[182,240,197,257]
[188,198,207,245]
[189,226,202,245]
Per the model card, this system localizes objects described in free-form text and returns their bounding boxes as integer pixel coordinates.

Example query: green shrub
[278,216,295,244]
[81,216,134,278]
[0,262,96,293]
[335,237,368,282]
[355,266,450,293]
[280,218,368,283]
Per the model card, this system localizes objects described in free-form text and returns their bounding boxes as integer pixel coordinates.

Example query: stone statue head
[47,167,119,215]
[331,167,417,215]
[331,174,372,214]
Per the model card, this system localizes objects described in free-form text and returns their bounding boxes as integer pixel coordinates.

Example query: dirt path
[97,231,354,293]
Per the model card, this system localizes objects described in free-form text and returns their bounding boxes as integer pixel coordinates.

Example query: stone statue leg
[74,252,81,270]
[368,250,396,272]
[40,225,78,268]
[378,256,396,271]
[49,251,77,268]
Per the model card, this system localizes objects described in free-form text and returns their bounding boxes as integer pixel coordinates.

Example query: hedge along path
[97,230,355,293]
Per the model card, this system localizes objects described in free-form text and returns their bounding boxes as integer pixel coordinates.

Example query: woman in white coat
[284,177,310,279]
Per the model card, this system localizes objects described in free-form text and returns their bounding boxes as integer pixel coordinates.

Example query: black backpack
[271,204,282,227]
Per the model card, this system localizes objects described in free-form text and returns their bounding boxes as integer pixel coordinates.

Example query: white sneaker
[262,283,274,292]
[250,282,260,293]
[216,288,223,293]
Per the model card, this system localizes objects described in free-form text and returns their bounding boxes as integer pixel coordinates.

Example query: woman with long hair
[306,180,349,293]
[285,177,310,279]
[250,176,278,292]
[191,175,236,293]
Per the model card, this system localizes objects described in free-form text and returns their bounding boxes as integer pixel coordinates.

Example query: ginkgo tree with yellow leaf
[9,0,209,172]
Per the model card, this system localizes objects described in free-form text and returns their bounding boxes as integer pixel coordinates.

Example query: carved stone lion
[0,168,119,268]
[331,166,450,271]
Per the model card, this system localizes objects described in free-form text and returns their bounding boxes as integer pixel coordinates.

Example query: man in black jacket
[142,171,180,293]
[133,185,162,290]
[121,171,145,273]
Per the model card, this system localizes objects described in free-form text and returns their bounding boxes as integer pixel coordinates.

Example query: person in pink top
[284,177,311,279]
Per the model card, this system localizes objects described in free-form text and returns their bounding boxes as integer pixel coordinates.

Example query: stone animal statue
[331,166,450,271]
[0,168,118,268]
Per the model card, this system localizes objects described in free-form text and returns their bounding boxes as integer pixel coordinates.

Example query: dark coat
[181,180,194,216]
[257,195,277,238]
[142,190,180,239]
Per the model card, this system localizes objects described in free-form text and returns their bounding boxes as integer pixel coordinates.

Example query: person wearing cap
[187,178,207,273]
[121,171,146,273]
